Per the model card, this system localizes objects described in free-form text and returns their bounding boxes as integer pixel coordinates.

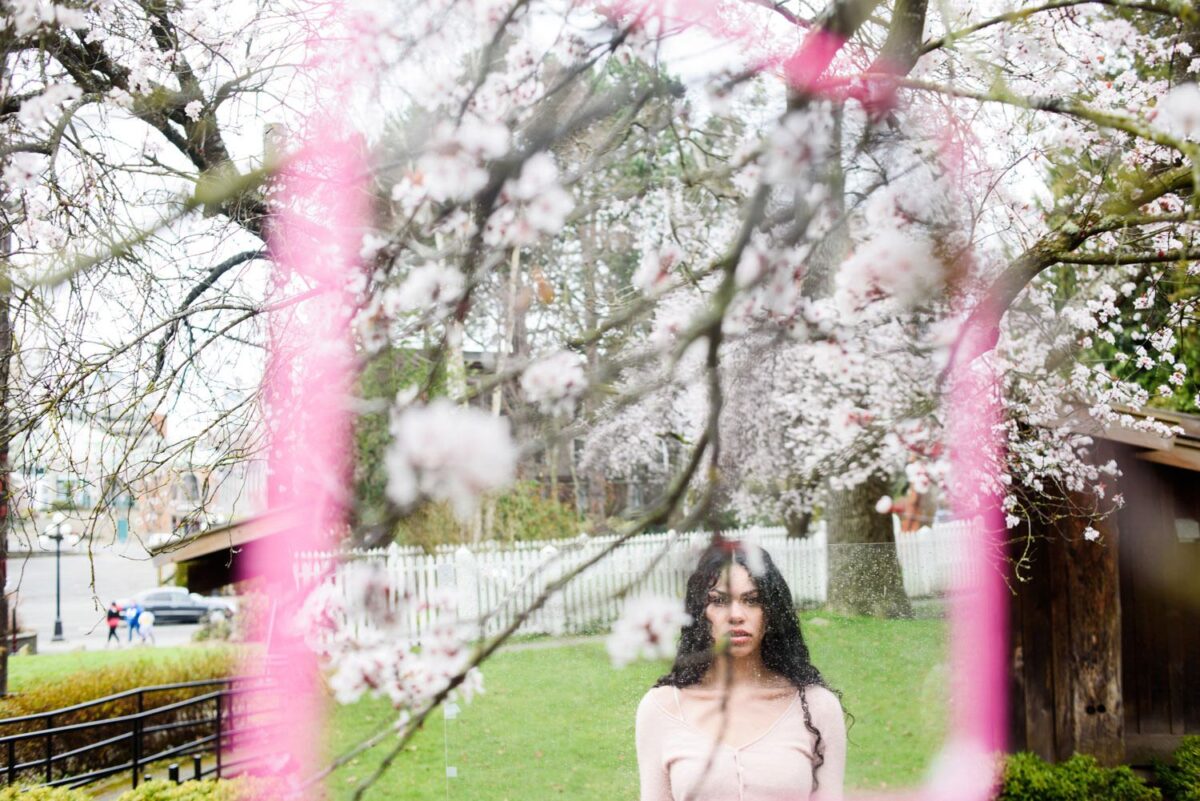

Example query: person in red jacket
[106,601,123,647]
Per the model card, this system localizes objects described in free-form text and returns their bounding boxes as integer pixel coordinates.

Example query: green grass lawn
[5,646,235,692]
[325,612,949,801]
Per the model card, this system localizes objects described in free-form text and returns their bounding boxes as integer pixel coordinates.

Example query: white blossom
[1155,83,1200,139]
[17,83,82,129]
[485,153,574,246]
[417,118,510,202]
[633,243,684,295]
[835,230,945,314]
[2,152,44,190]
[7,0,88,35]
[521,351,587,416]
[875,495,894,514]
[606,595,692,668]
[299,575,483,723]
[184,100,204,121]
[386,262,466,319]
[384,399,517,520]
[764,110,830,187]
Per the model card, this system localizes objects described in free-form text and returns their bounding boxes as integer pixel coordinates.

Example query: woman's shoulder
[801,684,845,728]
[638,685,680,720]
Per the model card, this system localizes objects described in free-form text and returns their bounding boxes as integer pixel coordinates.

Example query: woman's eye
[707,595,728,606]
[744,596,761,606]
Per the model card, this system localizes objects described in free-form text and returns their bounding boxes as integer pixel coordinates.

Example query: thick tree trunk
[825,474,912,618]
[783,507,812,539]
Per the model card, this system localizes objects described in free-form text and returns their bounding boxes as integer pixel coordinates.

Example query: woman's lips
[729,631,752,643]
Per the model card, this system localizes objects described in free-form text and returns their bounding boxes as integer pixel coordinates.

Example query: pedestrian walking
[138,609,157,645]
[106,601,123,647]
[126,603,142,643]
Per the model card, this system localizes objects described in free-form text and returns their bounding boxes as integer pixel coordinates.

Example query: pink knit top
[635,683,846,801]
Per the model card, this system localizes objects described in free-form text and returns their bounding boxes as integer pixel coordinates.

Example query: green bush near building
[999,753,1161,801]
[1156,736,1200,801]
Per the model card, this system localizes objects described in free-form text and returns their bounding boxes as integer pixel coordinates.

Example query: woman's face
[704,563,765,658]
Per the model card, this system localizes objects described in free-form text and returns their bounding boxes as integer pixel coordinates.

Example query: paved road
[6,543,199,652]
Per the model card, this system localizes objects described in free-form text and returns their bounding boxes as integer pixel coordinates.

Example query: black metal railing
[0,676,281,790]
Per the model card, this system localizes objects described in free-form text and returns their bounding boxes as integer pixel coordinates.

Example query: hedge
[115,778,281,801]
[1156,736,1200,801]
[999,753,1160,801]
[0,788,90,801]
[0,778,274,801]
[0,648,240,786]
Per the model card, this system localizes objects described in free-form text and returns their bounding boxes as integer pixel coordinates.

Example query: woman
[636,542,847,801]
[106,601,123,647]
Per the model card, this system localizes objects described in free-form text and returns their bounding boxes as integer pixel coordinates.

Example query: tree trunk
[825,474,912,618]
[579,222,607,519]
[783,507,812,539]
[0,231,11,694]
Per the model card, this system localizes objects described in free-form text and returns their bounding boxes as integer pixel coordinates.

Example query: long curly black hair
[654,541,843,791]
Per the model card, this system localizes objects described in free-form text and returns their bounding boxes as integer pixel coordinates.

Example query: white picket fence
[292,521,976,639]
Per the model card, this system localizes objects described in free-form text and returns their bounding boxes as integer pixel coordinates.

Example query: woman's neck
[702,651,778,689]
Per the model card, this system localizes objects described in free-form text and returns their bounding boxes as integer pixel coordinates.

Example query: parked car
[116,587,236,625]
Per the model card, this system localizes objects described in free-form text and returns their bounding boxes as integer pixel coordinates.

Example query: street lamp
[46,512,72,642]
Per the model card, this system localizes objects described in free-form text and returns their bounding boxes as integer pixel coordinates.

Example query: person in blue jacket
[126,603,142,642]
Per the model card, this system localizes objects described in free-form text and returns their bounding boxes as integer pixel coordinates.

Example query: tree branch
[919,0,1181,56]
[1053,247,1200,264]
[151,249,266,382]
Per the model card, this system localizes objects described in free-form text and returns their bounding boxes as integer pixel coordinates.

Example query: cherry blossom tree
[0,0,319,691]
[305,0,1200,787]
[6,0,1200,791]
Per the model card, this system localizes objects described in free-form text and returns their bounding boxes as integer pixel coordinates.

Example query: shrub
[0,788,91,801]
[192,616,233,642]
[999,752,1161,801]
[0,648,241,786]
[194,593,268,644]
[492,481,583,543]
[389,482,584,551]
[115,778,281,801]
[1156,736,1200,801]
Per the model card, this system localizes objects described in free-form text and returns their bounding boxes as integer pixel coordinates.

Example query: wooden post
[1009,479,1124,765]
[1058,507,1124,764]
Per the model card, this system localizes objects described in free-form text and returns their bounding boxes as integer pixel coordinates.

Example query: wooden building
[151,508,300,594]
[1008,408,1200,765]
